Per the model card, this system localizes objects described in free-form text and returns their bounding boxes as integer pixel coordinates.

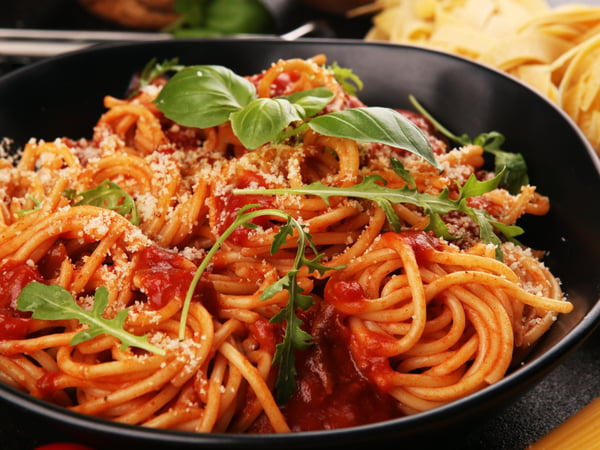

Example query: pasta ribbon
[361,0,600,155]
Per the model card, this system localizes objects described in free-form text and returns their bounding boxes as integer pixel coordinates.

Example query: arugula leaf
[474,132,529,194]
[459,168,503,197]
[15,196,41,217]
[17,283,165,355]
[234,176,453,231]
[154,63,439,167]
[328,62,364,96]
[64,179,140,225]
[179,205,340,404]
[265,269,313,403]
[391,158,416,188]
[155,65,257,128]
[130,57,183,98]
[233,171,523,260]
[453,171,523,258]
[260,217,332,403]
[408,95,529,194]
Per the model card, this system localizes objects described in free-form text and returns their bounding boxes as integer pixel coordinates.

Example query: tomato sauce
[283,303,402,430]
[36,371,62,396]
[36,243,68,280]
[133,246,196,309]
[0,262,43,309]
[380,230,440,263]
[0,314,30,340]
[323,278,368,315]
[0,262,42,340]
[212,170,275,246]
[248,317,279,355]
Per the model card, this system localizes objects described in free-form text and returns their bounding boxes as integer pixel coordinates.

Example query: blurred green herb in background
[165,0,275,37]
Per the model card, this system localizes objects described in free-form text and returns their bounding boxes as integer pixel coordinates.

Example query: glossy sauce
[0,262,42,339]
[323,277,367,314]
[36,371,62,396]
[133,246,196,309]
[382,230,440,263]
[250,303,403,432]
[212,170,275,245]
[284,303,402,430]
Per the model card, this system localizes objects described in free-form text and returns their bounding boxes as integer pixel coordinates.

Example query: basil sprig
[154,64,441,169]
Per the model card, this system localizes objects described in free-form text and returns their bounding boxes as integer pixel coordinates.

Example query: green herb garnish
[130,57,183,98]
[15,196,41,217]
[179,204,340,403]
[263,215,336,404]
[165,0,275,37]
[233,170,523,260]
[63,179,140,225]
[154,64,442,169]
[17,283,165,355]
[391,157,416,188]
[328,61,364,96]
[409,95,529,194]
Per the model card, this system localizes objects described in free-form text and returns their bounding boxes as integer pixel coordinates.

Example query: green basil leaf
[284,87,334,118]
[308,107,442,170]
[230,97,302,149]
[154,65,256,128]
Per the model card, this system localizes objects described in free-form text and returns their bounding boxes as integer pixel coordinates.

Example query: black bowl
[0,38,598,449]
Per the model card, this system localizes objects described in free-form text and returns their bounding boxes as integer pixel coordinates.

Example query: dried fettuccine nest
[359,0,549,58]
[357,0,600,155]
[509,9,600,153]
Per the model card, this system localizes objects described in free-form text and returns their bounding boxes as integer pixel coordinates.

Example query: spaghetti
[0,55,572,433]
